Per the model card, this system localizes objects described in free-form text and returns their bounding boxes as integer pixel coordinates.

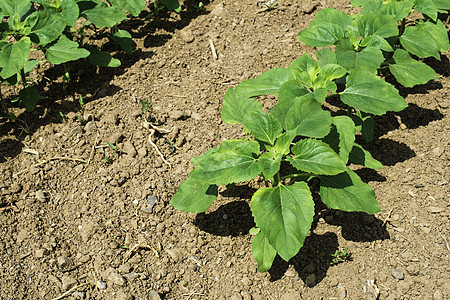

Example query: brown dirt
[0,1,449,299]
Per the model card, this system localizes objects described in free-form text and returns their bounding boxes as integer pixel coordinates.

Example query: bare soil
[0,1,449,299]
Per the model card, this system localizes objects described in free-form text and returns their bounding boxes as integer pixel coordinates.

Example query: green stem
[280,172,310,181]
[64,63,71,82]
[347,107,353,117]
[272,172,281,186]
[20,68,27,89]
[399,18,406,36]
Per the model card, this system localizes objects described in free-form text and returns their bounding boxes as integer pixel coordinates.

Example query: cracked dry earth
[0,0,449,299]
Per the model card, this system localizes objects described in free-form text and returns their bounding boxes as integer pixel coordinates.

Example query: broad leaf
[311,8,353,30]
[431,0,450,10]
[336,43,385,72]
[283,96,332,138]
[160,0,182,11]
[356,13,398,38]
[191,141,261,185]
[352,111,374,142]
[109,0,145,17]
[170,172,218,213]
[322,116,355,163]
[60,0,80,27]
[88,49,121,67]
[289,53,320,88]
[252,231,277,272]
[389,49,438,87]
[320,167,380,213]
[414,0,438,20]
[351,0,380,7]
[190,140,249,166]
[19,86,39,112]
[113,30,133,54]
[83,6,127,27]
[360,34,393,51]
[400,20,449,59]
[259,151,282,180]
[297,23,344,47]
[349,143,382,169]
[46,35,90,64]
[316,48,338,66]
[24,59,40,75]
[381,0,415,20]
[274,130,296,156]
[0,0,31,18]
[342,70,407,115]
[0,37,30,79]
[288,139,346,175]
[251,182,315,261]
[235,68,292,97]
[222,87,262,125]
[243,110,282,145]
[26,11,66,46]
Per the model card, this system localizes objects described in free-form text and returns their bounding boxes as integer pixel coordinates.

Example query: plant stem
[20,68,27,89]
[280,172,310,181]
[399,18,406,36]
[272,172,281,186]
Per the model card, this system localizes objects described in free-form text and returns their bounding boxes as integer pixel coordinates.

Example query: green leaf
[297,23,344,47]
[288,139,347,175]
[360,34,393,51]
[170,171,218,213]
[252,231,277,272]
[60,0,80,27]
[400,20,449,59]
[283,96,332,138]
[431,0,450,11]
[0,0,31,18]
[289,53,320,88]
[191,141,261,185]
[322,116,355,163]
[113,30,133,54]
[190,140,248,166]
[46,35,90,64]
[316,48,338,66]
[381,0,414,20]
[23,59,40,75]
[352,111,374,142]
[356,13,399,38]
[342,70,407,115]
[389,49,438,87]
[160,0,181,11]
[243,110,282,145]
[336,43,385,72]
[235,68,292,97]
[259,151,282,180]
[251,182,315,262]
[26,11,66,46]
[349,143,382,169]
[414,0,438,20]
[350,0,380,7]
[222,87,262,125]
[0,37,30,79]
[109,0,145,17]
[83,6,127,27]
[273,130,296,156]
[320,167,380,213]
[311,8,354,30]
[88,49,121,67]
[19,86,39,112]
[315,64,347,92]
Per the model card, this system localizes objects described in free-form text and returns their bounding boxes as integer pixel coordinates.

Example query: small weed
[59,112,67,123]
[330,247,352,265]
[263,0,278,10]
[140,98,153,122]
[103,142,123,164]
[194,2,206,13]
[165,138,175,153]
[76,95,86,124]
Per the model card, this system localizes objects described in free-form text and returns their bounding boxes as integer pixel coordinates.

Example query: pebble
[391,268,404,280]
[166,248,182,261]
[391,214,400,221]
[141,196,158,213]
[36,190,46,202]
[282,290,299,300]
[123,141,136,157]
[61,275,77,291]
[72,291,84,299]
[433,290,443,300]
[9,182,22,193]
[427,206,444,213]
[363,279,380,299]
[230,294,242,300]
[168,110,184,120]
[84,121,97,133]
[305,273,316,287]
[97,280,107,289]
[147,290,161,300]
[35,248,49,258]
[30,165,40,175]
[180,29,194,43]
[396,280,410,292]
[57,256,73,270]
[336,283,346,300]
[107,268,126,286]
[303,263,316,274]
[191,112,202,120]
[123,272,139,281]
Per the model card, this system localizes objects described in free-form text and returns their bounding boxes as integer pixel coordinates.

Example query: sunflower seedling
[330,247,352,265]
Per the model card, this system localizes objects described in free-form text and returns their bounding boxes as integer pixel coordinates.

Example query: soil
[0,1,449,299]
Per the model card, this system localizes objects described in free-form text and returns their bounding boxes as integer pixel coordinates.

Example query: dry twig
[209,39,218,60]
[51,282,91,300]
[14,157,87,176]
[122,243,158,264]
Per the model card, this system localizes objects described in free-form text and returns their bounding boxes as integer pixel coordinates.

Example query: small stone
[432,147,444,157]
[84,121,97,133]
[282,290,299,300]
[123,272,139,281]
[336,283,346,300]
[363,279,380,300]
[61,275,77,291]
[240,276,252,286]
[211,3,224,16]
[191,112,202,120]
[427,206,444,213]
[303,263,316,274]
[79,254,91,263]
[406,264,419,276]
[391,268,404,280]
[305,273,316,287]
[180,29,194,43]
[396,280,410,292]
[391,214,400,221]
[72,291,84,299]
[147,290,161,300]
[123,141,136,157]
[141,196,158,213]
[36,190,46,202]
[433,290,443,300]
[70,126,82,136]
[10,182,22,193]
[222,213,229,220]
[166,248,182,262]
[230,294,242,300]
[30,165,40,175]
[35,248,49,258]
[57,256,73,270]
[169,110,184,120]
[107,268,126,286]
[97,280,107,289]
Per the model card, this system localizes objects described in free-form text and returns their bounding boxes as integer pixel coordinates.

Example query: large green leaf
[351,0,380,7]
[46,35,90,64]
[316,48,338,66]
[400,20,449,59]
[342,70,407,115]
[160,0,181,11]
[259,151,282,180]
[0,0,31,17]
[252,231,277,272]
[221,87,262,125]
[283,96,332,138]
[26,11,66,46]
[170,171,218,213]
[381,0,414,20]
[0,37,30,79]
[352,111,374,142]
[19,86,39,112]
[191,141,261,185]
[322,116,355,163]
[356,13,399,38]
[113,30,133,54]
[109,0,145,17]
[190,140,247,166]
[289,54,320,88]
[243,110,282,145]
[288,139,347,175]
[60,0,80,27]
[83,6,127,27]
[311,8,354,30]
[274,130,296,156]
[320,167,380,213]
[389,49,438,87]
[297,23,344,47]
[431,0,450,11]
[360,34,393,51]
[235,68,292,97]
[414,0,437,20]
[336,43,385,72]
[251,182,315,262]
[348,143,382,170]
[88,49,121,67]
